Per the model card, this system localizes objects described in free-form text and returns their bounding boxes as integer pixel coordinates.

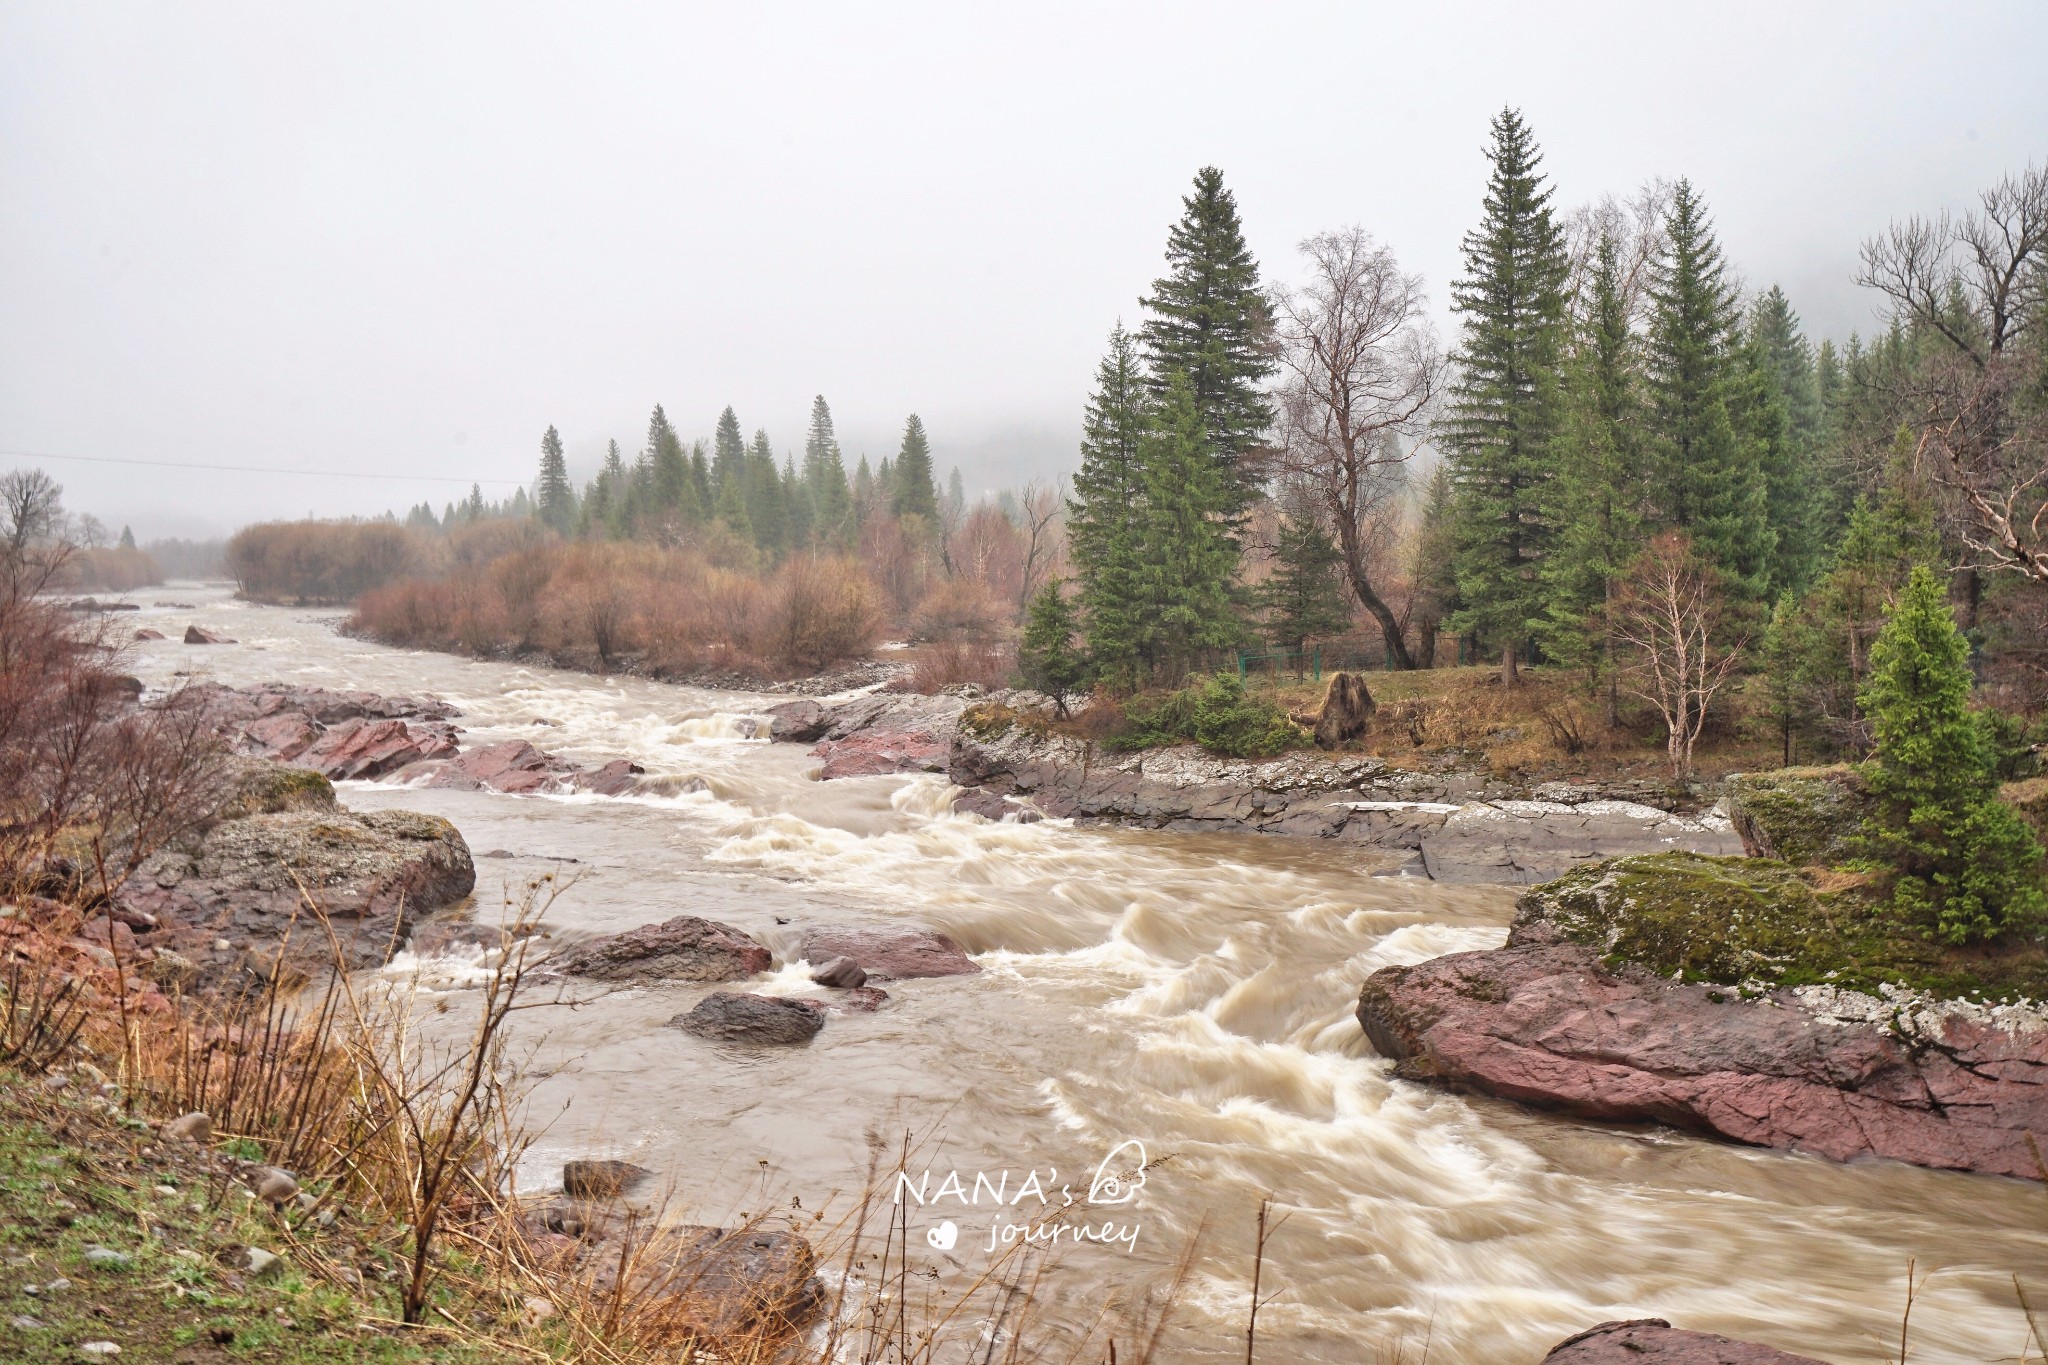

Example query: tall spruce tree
[535,425,575,534]
[1539,227,1647,707]
[1261,503,1351,662]
[712,407,748,504]
[746,429,788,557]
[1742,286,1824,592]
[892,415,939,522]
[1069,325,1151,685]
[1443,108,1572,684]
[645,405,700,527]
[1131,372,1240,680]
[1139,167,1274,518]
[802,395,852,544]
[782,453,813,548]
[1644,180,1774,603]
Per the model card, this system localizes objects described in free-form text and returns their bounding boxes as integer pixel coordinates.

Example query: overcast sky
[2,2,2044,539]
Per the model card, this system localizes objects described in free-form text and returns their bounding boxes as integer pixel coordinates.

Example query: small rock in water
[82,1246,131,1269]
[670,991,826,1045]
[809,955,867,989]
[562,1159,653,1200]
[162,1112,212,1144]
[252,1169,299,1204]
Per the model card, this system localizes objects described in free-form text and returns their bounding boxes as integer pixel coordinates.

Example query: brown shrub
[893,641,1013,693]
[764,555,883,669]
[55,546,161,592]
[227,520,435,605]
[910,575,1011,644]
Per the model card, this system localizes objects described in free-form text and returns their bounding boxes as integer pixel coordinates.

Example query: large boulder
[763,699,831,742]
[797,926,979,981]
[800,692,967,780]
[296,717,459,780]
[1723,767,1870,865]
[812,731,950,779]
[547,916,772,983]
[121,807,476,982]
[426,739,577,794]
[1356,941,2048,1181]
[670,992,825,1044]
[1545,1320,1833,1364]
[184,625,235,644]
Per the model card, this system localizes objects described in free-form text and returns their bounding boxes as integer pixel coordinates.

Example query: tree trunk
[1337,530,1415,670]
[1500,641,1519,688]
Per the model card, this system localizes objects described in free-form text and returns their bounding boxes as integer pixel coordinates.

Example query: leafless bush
[767,554,884,669]
[1612,533,1746,779]
[227,519,434,605]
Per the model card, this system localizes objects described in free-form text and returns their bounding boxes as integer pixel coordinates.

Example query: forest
[223,110,2045,791]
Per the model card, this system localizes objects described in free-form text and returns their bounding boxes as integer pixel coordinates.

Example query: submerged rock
[183,625,235,644]
[671,992,825,1044]
[1544,1319,1833,1363]
[562,1159,653,1200]
[1357,940,2048,1181]
[547,915,771,983]
[797,926,978,980]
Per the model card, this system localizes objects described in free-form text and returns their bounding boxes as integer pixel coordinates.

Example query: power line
[0,446,529,487]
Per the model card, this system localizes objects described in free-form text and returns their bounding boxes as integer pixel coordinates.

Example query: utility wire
[0,445,528,487]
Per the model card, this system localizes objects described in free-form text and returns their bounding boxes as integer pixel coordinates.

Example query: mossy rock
[213,755,336,820]
[961,702,1018,741]
[1512,850,2048,1002]
[1723,765,1870,866]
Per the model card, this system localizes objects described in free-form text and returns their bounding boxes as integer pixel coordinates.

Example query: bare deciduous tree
[1611,533,1746,780]
[1012,479,1065,620]
[1271,228,1444,669]
[1858,163,2048,585]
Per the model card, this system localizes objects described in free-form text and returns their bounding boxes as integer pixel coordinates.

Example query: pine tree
[536,425,575,534]
[746,429,787,557]
[1131,372,1240,680]
[892,414,939,522]
[1019,580,1089,717]
[1644,180,1774,603]
[689,442,713,516]
[782,453,813,548]
[1070,325,1152,686]
[712,407,747,504]
[852,456,875,523]
[646,406,699,527]
[118,525,136,550]
[1858,566,2046,943]
[944,468,966,526]
[1540,227,1647,702]
[1740,287,1822,593]
[1261,505,1351,662]
[1139,166,1275,517]
[802,396,852,544]
[1443,108,1572,684]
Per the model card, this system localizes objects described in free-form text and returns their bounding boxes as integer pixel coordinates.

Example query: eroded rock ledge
[1357,854,2048,1181]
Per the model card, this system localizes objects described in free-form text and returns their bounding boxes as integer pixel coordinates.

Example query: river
[124,587,2047,1364]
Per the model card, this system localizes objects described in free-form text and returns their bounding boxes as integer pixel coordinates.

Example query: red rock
[240,712,320,761]
[1545,1319,1833,1363]
[797,926,978,981]
[1357,944,2048,1182]
[298,718,457,780]
[425,739,572,794]
[547,915,772,983]
[183,625,236,644]
[811,732,950,780]
[133,628,166,641]
[574,759,644,796]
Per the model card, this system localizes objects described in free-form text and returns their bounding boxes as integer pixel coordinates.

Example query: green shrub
[1107,674,1302,758]
[1856,566,2047,944]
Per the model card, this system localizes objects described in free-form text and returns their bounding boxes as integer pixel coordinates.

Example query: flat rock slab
[798,926,979,981]
[1418,802,1744,885]
[671,992,825,1044]
[812,731,950,779]
[1357,943,2048,1181]
[548,915,771,983]
[1545,1319,1834,1363]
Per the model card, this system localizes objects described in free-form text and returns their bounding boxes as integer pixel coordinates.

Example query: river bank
[73,587,2048,1363]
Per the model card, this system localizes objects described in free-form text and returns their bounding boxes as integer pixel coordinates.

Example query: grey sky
[3,2,2044,539]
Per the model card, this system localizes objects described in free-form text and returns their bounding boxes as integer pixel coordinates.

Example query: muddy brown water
[124,589,2047,1364]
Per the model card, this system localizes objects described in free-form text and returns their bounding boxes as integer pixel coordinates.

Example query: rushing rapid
[127,589,2047,1364]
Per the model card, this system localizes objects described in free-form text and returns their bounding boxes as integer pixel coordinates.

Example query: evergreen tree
[1131,372,1240,679]
[118,525,136,549]
[1139,166,1275,517]
[1858,566,2046,943]
[944,468,966,526]
[782,453,813,548]
[536,424,575,534]
[1069,326,1151,685]
[646,406,699,526]
[852,456,875,523]
[1741,286,1822,593]
[1019,580,1089,718]
[892,414,939,522]
[1261,505,1351,661]
[745,429,787,556]
[1540,228,1648,701]
[802,396,852,544]
[1443,108,1572,683]
[1644,180,1774,603]
[712,407,747,503]
[1408,462,1460,668]
[689,442,713,516]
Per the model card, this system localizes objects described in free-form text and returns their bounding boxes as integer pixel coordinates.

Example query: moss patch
[1515,851,2048,1002]
[2004,776,2048,843]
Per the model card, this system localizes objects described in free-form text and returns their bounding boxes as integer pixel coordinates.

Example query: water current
[123,587,2047,1363]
